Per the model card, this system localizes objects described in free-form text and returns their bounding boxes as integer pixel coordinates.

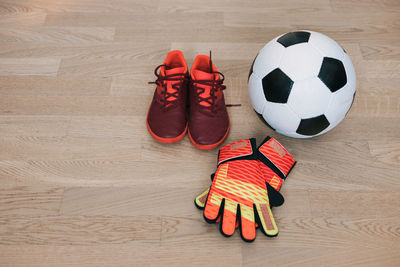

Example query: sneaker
[188,53,230,150]
[146,50,189,143]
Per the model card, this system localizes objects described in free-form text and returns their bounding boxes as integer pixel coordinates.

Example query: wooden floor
[0,0,399,266]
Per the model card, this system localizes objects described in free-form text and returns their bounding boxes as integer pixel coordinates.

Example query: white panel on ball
[262,102,300,133]
[325,88,354,125]
[308,31,345,60]
[287,77,332,118]
[252,40,286,79]
[248,73,267,114]
[279,43,323,81]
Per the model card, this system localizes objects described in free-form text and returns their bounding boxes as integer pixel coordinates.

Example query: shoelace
[191,72,226,112]
[149,64,187,109]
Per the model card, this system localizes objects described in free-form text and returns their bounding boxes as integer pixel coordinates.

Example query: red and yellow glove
[202,138,279,241]
[195,136,296,210]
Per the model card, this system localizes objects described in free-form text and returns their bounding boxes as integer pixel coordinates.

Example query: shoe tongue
[192,69,218,80]
[165,67,185,76]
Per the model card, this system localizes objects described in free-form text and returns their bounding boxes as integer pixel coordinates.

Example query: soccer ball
[248,31,356,138]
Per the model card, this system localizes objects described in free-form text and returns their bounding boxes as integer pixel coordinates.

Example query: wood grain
[368,140,400,167]
[242,247,400,267]
[0,58,60,76]
[0,76,112,96]
[0,244,243,266]
[0,215,161,245]
[0,186,63,215]
[0,0,399,265]
[0,96,148,115]
[162,215,400,249]
[0,27,115,44]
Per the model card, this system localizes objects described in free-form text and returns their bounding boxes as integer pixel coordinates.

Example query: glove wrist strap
[257,136,296,180]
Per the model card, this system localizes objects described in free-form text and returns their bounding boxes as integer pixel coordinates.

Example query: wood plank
[0,42,169,60]
[158,0,332,13]
[44,11,223,27]
[0,215,161,244]
[330,0,400,13]
[350,95,400,118]
[110,75,153,96]
[0,160,213,187]
[356,60,400,79]
[0,96,147,115]
[61,186,202,217]
[0,136,141,160]
[360,42,400,60]
[0,186,62,215]
[58,61,154,77]
[368,140,400,168]
[162,215,400,248]
[308,190,400,218]
[0,0,158,13]
[0,27,115,44]
[224,12,400,43]
[115,25,293,43]
[0,116,69,137]
[0,58,60,76]
[0,10,46,27]
[243,247,400,266]
[285,161,400,192]
[68,116,143,138]
[357,78,400,96]
[0,244,242,266]
[0,76,112,96]
[140,135,216,163]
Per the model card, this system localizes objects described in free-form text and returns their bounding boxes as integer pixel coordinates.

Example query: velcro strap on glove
[257,136,296,181]
[217,138,257,165]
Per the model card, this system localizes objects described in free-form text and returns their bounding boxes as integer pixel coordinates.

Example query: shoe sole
[188,125,230,150]
[146,119,187,144]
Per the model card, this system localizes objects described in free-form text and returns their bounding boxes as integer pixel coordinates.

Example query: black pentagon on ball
[277,31,311,47]
[318,57,347,92]
[296,114,330,136]
[262,68,294,103]
[254,109,275,131]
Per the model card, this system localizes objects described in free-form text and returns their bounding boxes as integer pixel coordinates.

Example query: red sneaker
[188,54,230,150]
[146,50,189,143]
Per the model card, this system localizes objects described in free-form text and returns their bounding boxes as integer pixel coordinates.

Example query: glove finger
[220,199,238,237]
[204,192,223,223]
[255,203,278,237]
[266,183,284,207]
[194,187,209,209]
[238,204,256,242]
